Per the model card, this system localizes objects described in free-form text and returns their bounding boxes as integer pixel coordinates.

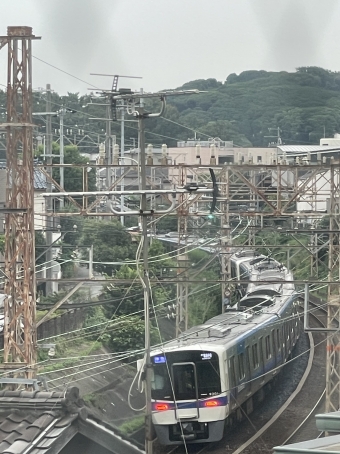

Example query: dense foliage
[2,67,340,156]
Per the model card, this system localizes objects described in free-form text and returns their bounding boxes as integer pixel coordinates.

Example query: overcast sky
[1,0,340,96]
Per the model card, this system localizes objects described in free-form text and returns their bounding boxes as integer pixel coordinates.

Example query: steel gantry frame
[0,26,40,377]
[42,143,340,415]
[326,163,340,414]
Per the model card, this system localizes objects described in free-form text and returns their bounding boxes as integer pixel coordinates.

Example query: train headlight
[155,403,169,411]
[204,400,218,407]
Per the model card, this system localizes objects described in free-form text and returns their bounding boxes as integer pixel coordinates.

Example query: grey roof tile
[54,415,77,428]
[30,413,56,430]
[0,387,85,453]
[8,414,36,424]
[1,431,22,445]
[0,440,11,452]
[2,391,21,398]
[33,169,47,190]
[35,436,56,448]
[3,439,30,453]
[46,425,70,438]
[28,449,47,454]
[16,426,41,442]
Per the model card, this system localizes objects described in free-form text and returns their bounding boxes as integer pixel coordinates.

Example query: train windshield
[151,350,221,401]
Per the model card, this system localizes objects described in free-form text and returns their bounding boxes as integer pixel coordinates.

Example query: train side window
[265,335,271,360]
[277,329,281,352]
[229,356,236,388]
[238,353,245,380]
[239,264,249,293]
[271,330,276,355]
[240,264,248,279]
[259,337,264,368]
[231,262,237,279]
[252,343,259,369]
[246,346,251,377]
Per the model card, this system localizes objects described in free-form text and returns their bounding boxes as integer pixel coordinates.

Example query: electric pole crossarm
[43,188,215,197]
[100,89,200,100]
[110,195,177,216]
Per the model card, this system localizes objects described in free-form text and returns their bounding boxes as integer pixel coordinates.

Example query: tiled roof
[33,168,47,190]
[0,387,87,454]
[278,145,340,153]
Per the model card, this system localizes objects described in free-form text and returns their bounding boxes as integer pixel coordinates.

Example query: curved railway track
[153,300,327,454]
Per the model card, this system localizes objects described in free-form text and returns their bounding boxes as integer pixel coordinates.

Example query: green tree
[78,219,137,276]
[0,234,5,254]
[51,143,96,193]
[109,315,158,354]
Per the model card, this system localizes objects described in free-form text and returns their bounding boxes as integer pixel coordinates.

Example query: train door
[229,355,237,411]
[235,351,249,409]
[171,363,199,419]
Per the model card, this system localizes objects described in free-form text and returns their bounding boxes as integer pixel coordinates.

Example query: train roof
[151,252,297,357]
[153,291,296,355]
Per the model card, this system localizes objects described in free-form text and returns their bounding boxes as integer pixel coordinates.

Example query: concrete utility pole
[59,107,66,208]
[135,106,153,454]
[45,84,54,295]
[104,88,202,454]
[120,103,125,225]
[0,26,40,378]
[105,102,112,190]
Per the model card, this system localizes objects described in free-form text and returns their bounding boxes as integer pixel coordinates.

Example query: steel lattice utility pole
[220,167,232,312]
[325,163,340,414]
[0,26,40,377]
[176,165,189,336]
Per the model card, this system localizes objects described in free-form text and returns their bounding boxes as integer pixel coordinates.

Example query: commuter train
[150,251,300,444]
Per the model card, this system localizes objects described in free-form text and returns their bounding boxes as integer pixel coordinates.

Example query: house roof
[0,386,145,454]
[273,411,340,452]
[0,387,87,454]
[33,168,47,190]
[278,145,340,154]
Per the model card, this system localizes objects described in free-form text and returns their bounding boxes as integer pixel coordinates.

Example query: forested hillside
[166,66,340,147]
[1,66,340,152]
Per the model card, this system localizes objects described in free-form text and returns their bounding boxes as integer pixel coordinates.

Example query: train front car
[151,346,227,444]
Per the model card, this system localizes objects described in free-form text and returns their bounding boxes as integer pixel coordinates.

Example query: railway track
[153,300,327,454]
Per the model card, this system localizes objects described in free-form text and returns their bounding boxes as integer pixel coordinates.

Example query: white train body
[151,253,300,444]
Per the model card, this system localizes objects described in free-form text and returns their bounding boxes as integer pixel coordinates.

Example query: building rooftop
[0,387,86,454]
[0,386,144,454]
[33,168,47,190]
[278,145,340,154]
[273,410,340,453]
